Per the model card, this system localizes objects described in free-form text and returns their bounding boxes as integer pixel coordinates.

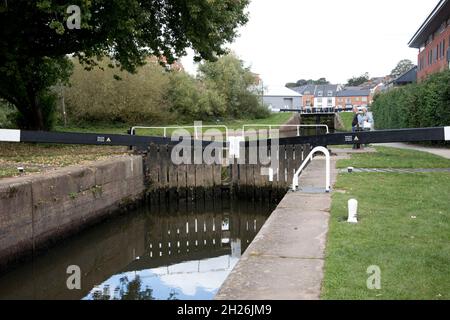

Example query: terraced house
[409,0,450,82]
[291,84,341,110]
[335,89,371,111]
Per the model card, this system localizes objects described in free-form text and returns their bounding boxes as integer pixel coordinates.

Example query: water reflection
[0,199,275,300]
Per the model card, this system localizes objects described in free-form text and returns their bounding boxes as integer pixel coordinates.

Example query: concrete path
[377,143,450,159]
[215,156,342,300]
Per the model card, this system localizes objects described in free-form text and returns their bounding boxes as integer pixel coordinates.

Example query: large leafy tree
[346,72,369,87]
[0,0,249,130]
[390,59,415,79]
[198,54,269,119]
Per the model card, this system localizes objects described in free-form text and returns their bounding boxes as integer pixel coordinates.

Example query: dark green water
[0,199,275,300]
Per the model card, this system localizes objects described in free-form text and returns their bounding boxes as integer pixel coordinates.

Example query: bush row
[61,54,269,126]
[372,70,450,130]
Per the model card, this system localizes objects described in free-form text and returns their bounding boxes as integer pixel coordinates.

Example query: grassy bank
[322,148,450,300]
[55,112,294,136]
[0,144,128,179]
[336,112,354,132]
[337,146,450,168]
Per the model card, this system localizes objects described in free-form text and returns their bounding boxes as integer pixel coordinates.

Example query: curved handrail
[292,146,331,193]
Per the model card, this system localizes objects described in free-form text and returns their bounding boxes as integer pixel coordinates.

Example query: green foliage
[198,54,270,119]
[0,0,250,129]
[64,54,266,125]
[285,78,330,87]
[0,99,16,128]
[167,72,226,122]
[390,59,415,79]
[372,70,450,131]
[64,58,171,125]
[346,72,369,87]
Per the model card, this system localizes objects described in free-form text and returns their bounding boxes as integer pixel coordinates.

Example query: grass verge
[55,112,295,136]
[0,143,127,179]
[337,146,450,168]
[336,112,354,132]
[322,148,450,300]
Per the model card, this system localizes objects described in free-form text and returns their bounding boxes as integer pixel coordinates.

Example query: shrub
[372,70,450,130]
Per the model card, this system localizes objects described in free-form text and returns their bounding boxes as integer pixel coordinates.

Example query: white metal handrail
[131,125,229,142]
[292,146,331,193]
[242,124,329,140]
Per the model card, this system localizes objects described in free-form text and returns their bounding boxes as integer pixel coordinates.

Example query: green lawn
[322,148,450,300]
[0,143,127,179]
[55,112,294,136]
[337,112,354,132]
[337,146,450,169]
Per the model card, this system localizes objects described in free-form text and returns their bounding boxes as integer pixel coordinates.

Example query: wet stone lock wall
[0,142,311,270]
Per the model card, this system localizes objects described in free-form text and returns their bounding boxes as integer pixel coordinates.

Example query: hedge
[372,70,450,130]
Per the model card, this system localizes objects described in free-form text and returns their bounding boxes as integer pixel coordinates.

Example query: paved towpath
[215,154,346,300]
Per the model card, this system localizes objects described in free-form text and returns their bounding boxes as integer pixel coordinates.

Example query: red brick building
[409,0,450,82]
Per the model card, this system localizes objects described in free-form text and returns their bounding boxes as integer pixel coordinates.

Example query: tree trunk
[15,94,46,131]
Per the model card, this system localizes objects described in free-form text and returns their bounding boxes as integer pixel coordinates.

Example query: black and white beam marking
[1,127,450,147]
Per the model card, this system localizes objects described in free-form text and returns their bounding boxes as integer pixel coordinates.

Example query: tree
[0,0,249,130]
[314,78,329,85]
[285,78,329,88]
[167,71,227,121]
[198,54,270,119]
[390,59,415,79]
[346,73,370,87]
[64,58,172,124]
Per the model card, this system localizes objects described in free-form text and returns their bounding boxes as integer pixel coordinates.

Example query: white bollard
[348,199,358,223]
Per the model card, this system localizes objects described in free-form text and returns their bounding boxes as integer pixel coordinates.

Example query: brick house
[408,0,450,82]
[336,89,371,111]
[291,85,316,108]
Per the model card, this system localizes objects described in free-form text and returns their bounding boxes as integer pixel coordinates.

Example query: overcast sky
[181,0,439,87]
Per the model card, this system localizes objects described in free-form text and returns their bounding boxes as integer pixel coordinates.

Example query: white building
[263,87,302,112]
[313,84,340,110]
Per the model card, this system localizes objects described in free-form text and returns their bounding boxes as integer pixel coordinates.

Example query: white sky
[181,0,439,86]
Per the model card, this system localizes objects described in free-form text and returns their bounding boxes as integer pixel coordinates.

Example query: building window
[317,98,323,105]
[362,97,368,102]
[304,91,310,95]
[306,99,311,106]
[317,91,323,97]
[327,98,332,106]
[327,91,333,97]
[346,98,351,104]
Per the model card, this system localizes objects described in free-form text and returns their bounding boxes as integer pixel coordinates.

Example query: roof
[408,0,450,48]
[390,66,417,85]
[337,88,371,97]
[290,84,316,95]
[314,84,339,96]
[265,86,302,97]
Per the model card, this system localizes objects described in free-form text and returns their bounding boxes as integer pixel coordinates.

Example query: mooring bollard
[348,199,358,223]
